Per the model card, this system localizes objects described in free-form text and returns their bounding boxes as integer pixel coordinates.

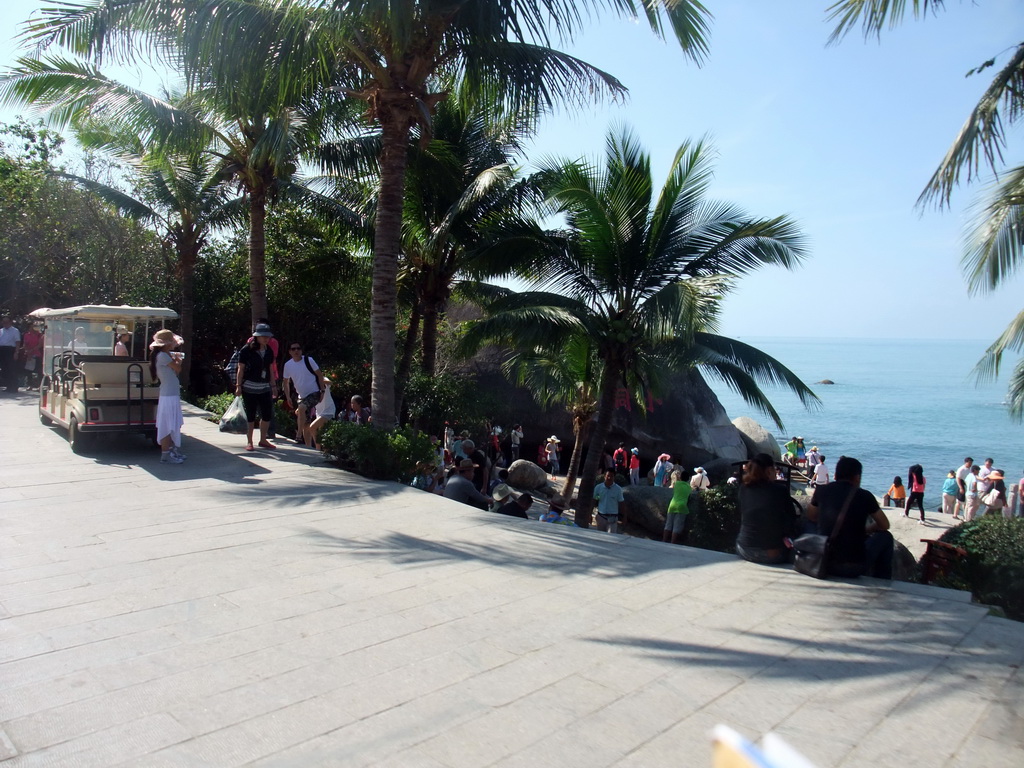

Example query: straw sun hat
[149,329,184,349]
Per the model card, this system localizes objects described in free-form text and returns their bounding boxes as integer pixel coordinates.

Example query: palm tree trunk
[395,301,421,421]
[575,363,621,527]
[370,116,412,429]
[421,298,439,376]
[248,187,268,327]
[177,238,198,391]
[562,414,590,506]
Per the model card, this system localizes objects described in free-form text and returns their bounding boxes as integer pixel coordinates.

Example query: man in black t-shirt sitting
[807,455,893,579]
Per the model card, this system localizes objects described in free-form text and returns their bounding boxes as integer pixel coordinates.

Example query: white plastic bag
[314,387,336,420]
[219,395,248,433]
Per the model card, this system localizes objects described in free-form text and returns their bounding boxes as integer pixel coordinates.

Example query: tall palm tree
[16,0,714,428]
[827,1,1024,415]
[464,128,818,525]
[400,99,541,377]
[5,7,353,328]
[503,332,602,500]
[57,142,240,386]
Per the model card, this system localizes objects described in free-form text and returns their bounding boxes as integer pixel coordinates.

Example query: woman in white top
[113,331,131,357]
[149,329,185,463]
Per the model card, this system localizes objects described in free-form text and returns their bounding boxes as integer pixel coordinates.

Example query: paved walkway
[1,392,1022,767]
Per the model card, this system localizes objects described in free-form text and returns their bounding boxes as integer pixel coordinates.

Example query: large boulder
[732,416,780,461]
[507,459,548,490]
[621,486,673,539]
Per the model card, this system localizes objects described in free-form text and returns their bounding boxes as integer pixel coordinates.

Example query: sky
[1,0,1022,341]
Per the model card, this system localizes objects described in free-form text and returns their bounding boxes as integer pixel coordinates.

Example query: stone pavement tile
[0,627,182,689]
[3,713,190,768]
[0,631,56,664]
[0,670,108,722]
[457,649,588,708]
[244,687,489,768]
[0,573,91,602]
[3,640,310,751]
[2,595,137,641]
[123,687,360,767]
[417,674,621,767]
[610,710,724,768]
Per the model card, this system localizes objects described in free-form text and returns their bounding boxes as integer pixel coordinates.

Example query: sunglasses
[289,346,302,351]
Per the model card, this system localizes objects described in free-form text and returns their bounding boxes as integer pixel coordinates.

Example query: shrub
[936,516,1024,621]
[319,420,434,483]
[198,392,234,418]
[687,483,741,553]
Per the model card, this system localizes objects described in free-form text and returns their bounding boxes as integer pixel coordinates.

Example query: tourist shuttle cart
[30,305,180,453]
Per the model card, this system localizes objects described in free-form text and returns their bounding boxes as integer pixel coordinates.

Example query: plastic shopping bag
[219,396,248,433]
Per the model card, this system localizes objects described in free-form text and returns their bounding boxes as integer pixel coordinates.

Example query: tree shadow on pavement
[299,524,731,580]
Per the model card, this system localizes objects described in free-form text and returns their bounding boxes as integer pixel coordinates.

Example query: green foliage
[0,119,169,316]
[687,484,741,554]
[402,369,506,435]
[938,516,1024,621]
[198,391,234,417]
[318,421,434,483]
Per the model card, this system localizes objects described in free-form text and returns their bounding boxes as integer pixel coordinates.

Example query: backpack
[224,346,243,384]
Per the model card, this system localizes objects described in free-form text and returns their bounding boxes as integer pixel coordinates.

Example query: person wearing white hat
[545,435,561,477]
[149,329,186,463]
[690,466,710,492]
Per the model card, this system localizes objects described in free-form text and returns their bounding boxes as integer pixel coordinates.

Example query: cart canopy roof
[29,305,178,321]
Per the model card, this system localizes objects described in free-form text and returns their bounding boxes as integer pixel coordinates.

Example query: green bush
[198,392,234,417]
[937,516,1024,621]
[687,483,741,553]
[319,420,434,483]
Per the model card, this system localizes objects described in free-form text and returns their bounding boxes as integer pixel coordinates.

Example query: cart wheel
[39,409,52,426]
[68,416,91,454]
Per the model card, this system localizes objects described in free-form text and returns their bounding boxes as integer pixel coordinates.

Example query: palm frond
[690,333,821,409]
[919,43,1024,206]
[825,0,947,45]
[963,163,1024,294]
[972,307,1024,383]
[1004,358,1024,422]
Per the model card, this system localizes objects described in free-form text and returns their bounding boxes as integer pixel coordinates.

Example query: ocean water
[707,337,1023,511]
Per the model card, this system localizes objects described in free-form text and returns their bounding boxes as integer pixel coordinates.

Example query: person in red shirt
[629,447,641,485]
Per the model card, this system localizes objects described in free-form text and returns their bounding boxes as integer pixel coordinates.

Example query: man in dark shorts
[806,455,893,579]
[282,342,326,446]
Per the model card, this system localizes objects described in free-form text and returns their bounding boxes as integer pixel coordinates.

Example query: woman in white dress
[149,329,186,464]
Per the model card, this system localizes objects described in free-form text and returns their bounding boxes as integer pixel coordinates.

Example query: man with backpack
[282,342,326,446]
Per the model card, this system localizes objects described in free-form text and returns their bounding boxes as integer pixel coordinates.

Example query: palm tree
[827,1,1024,416]
[463,127,818,525]
[5,7,354,329]
[54,132,240,386]
[400,99,542,377]
[503,332,602,500]
[16,0,714,428]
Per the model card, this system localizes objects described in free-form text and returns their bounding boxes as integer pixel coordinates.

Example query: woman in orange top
[887,476,906,509]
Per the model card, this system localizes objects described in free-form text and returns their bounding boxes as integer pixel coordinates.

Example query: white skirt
[156,395,184,447]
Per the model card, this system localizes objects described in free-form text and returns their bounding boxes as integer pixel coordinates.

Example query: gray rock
[732,416,781,461]
[507,459,548,490]
[621,486,673,538]
[816,379,835,385]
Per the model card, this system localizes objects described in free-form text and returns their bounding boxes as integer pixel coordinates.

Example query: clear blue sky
[2,0,1022,341]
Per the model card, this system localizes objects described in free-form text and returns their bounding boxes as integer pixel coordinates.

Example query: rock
[507,459,548,490]
[816,379,835,385]
[892,541,918,582]
[621,485,673,538]
[731,416,781,462]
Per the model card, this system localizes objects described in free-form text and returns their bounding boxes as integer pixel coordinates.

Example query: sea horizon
[707,336,1022,511]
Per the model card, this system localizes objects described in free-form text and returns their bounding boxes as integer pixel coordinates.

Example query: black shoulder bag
[793,486,857,580]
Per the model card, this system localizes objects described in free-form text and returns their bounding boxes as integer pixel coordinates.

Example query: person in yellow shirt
[887,476,906,508]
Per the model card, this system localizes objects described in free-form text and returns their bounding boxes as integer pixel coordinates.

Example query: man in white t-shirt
[812,456,829,488]
[282,342,326,446]
[954,456,973,519]
[977,458,995,494]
